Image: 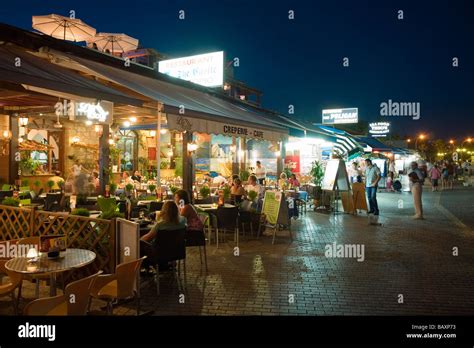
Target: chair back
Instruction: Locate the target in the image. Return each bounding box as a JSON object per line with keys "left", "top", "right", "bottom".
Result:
{"left": 19, "top": 186, "right": 30, "bottom": 193}
{"left": 153, "top": 228, "right": 186, "bottom": 263}
{"left": 217, "top": 206, "right": 239, "bottom": 230}
{"left": 149, "top": 201, "right": 163, "bottom": 213}
{"left": 1, "top": 184, "right": 11, "bottom": 191}
{"left": 0, "top": 260, "right": 22, "bottom": 291}
{"left": 231, "top": 194, "right": 243, "bottom": 204}
{"left": 116, "top": 256, "right": 146, "bottom": 299}
{"left": 65, "top": 271, "right": 103, "bottom": 315}
{"left": 44, "top": 193, "right": 62, "bottom": 211}
{"left": 0, "top": 190, "right": 13, "bottom": 200}
{"left": 17, "top": 237, "right": 40, "bottom": 256}
{"left": 298, "top": 191, "right": 308, "bottom": 201}
{"left": 185, "top": 229, "right": 206, "bottom": 247}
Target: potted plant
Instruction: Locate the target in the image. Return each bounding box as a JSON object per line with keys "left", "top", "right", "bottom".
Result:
{"left": 70, "top": 208, "right": 91, "bottom": 217}
{"left": 310, "top": 160, "right": 325, "bottom": 209}
{"left": 57, "top": 180, "right": 65, "bottom": 192}
{"left": 109, "top": 182, "right": 117, "bottom": 195}
{"left": 247, "top": 190, "right": 258, "bottom": 203}
{"left": 1, "top": 197, "right": 20, "bottom": 207}
{"left": 148, "top": 184, "right": 157, "bottom": 194}
{"left": 46, "top": 180, "right": 55, "bottom": 192}
{"left": 21, "top": 179, "right": 30, "bottom": 188}
{"left": 33, "top": 180, "right": 41, "bottom": 194}
{"left": 125, "top": 183, "right": 134, "bottom": 197}
{"left": 223, "top": 184, "right": 231, "bottom": 202}
{"left": 199, "top": 185, "right": 210, "bottom": 199}
{"left": 170, "top": 186, "right": 179, "bottom": 195}
{"left": 240, "top": 170, "right": 250, "bottom": 183}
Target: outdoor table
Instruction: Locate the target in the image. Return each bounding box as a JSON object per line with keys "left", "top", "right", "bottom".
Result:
{"left": 194, "top": 203, "right": 235, "bottom": 213}
{"left": 5, "top": 248, "right": 96, "bottom": 297}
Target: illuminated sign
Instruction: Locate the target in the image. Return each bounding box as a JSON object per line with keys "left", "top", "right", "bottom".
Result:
{"left": 322, "top": 108, "right": 358, "bottom": 124}
{"left": 55, "top": 100, "right": 113, "bottom": 124}
{"left": 369, "top": 122, "right": 390, "bottom": 137}
{"left": 158, "top": 51, "right": 224, "bottom": 87}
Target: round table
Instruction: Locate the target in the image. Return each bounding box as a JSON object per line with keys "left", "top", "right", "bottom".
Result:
{"left": 5, "top": 248, "right": 96, "bottom": 296}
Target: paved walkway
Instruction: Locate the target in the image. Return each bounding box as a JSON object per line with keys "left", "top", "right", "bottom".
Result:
{"left": 1, "top": 187, "right": 473, "bottom": 316}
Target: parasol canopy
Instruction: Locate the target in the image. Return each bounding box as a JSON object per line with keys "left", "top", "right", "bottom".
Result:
{"left": 87, "top": 32, "right": 139, "bottom": 54}
{"left": 32, "top": 14, "right": 96, "bottom": 42}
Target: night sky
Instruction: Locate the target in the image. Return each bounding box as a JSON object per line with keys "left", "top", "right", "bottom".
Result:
{"left": 1, "top": 0, "right": 473, "bottom": 140}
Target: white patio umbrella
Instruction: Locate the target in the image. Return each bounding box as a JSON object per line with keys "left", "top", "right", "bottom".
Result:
{"left": 87, "top": 33, "right": 139, "bottom": 54}
{"left": 32, "top": 14, "right": 96, "bottom": 42}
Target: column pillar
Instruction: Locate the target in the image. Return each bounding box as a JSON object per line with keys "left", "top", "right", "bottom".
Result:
{"left": 99, "top": 124, "right": 110, "bottom": 194}
{"left": 9, "top": 115, "right": 19, "bottom": 185}
{"left": 182, "top": 131, "right": 194, "bottom": 193}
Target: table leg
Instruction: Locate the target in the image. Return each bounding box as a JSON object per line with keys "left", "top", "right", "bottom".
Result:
{"left": 49, "top": 273, "right": 57, "bottom": 296}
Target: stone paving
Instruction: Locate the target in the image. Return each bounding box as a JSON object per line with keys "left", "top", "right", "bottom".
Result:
{"left": 1, "top": 187, "right": 473, "bottom": 316}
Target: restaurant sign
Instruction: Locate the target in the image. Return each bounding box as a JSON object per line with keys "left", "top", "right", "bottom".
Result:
{"left": 55, "top": 100, "right": 113, "bottom": 124}
{"left": 369, "top": 122, "right": 390, "bottom": 137}
{"left": 322, "top": 108, "right": 358, "bottom": 124}
{"left": 167, "top": 114, "right": 285, "bottom": 142}
{"left": 158, "top": 51, "right": 224, "bottom": 87}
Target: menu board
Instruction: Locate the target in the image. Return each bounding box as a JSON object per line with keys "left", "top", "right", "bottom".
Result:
{"left": 40, "top": 235, "right": 67, "bottom": 253}
{"left": 322, "top": 160, "right": 339, "bottom": 190}
{"left": 262, "top": 190, "right": 282, "bottom": 225}
{"left": 322, "top": 159, "right": 350, "bottom": 191}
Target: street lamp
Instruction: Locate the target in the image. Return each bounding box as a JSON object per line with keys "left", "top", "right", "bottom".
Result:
{"left": 415, "top": 134, "right": 425, "bottom": 151}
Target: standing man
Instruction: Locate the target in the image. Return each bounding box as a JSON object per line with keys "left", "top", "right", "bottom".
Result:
{"left": 255, "top": 161, "right": 266, "bottom": 185}
{"left": 409, "top": 161, "right": 424, "bottom": 219}
{"left": 365, "top": 159, "right": 381, "bottom": 215}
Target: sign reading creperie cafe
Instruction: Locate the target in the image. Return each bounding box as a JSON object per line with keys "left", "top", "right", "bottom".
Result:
{"left": 222, "top": 125, "right": 264, "bottom": 139}
{"left": 167, "top": 114, "right": 284, "bottom": 142}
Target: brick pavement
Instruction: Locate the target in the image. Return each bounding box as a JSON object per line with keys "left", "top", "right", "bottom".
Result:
{"left": 1, "top": 188, "right": 473, "bottom": 316}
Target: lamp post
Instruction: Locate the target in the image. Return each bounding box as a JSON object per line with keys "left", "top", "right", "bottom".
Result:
{"left": 415, "top": 134, "right": 425, "bottom": 151}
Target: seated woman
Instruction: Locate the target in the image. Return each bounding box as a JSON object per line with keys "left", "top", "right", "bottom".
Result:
{"left": 141, "top": 201, "right": 187, "bottom": 243}
{"left": 278, "top": 173, "right": 288, "bottom": 189}
{"left": 174, "top": 190, "right": 203, "bottom": 231}
{"left": 231, "top": 178, "right": 246, "bottom": 202}
{"left": 288, "top": 174, "right": 300, "bottom": 188}
{"left": 140, "top": 201, "right": 187, "bottom": 272}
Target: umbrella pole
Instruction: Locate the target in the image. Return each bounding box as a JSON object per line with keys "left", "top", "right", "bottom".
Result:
{"left": 64, "top": 25, "right": 66, "bottom": 40}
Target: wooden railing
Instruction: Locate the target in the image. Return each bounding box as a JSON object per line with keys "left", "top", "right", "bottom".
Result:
{"left": 0, "top": 205, "right": 116, "bottom": 283}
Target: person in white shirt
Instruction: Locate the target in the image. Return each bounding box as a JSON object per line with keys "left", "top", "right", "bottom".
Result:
{"left": 255, "top": 161, "right": 266, "bottom": 185}
{"left": 212, "top": 173, "right": 227, "bottom": 185}
{"left": 244, "top": 175, "right": 263, "bottom": 198}
{"left": 365, "top": 159, "right": 381, "bottom": 215}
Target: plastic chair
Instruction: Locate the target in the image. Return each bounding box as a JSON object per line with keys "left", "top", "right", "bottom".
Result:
{"left": 141, "top": 228, "right": 186, "bottom": 295}
{"left": 23, "top": 271, "right": 102, "bottom": 316}
{"left": 16, "top": 237, "right": 51, "bottom": 299}
{"left": 89, "top": 256, "right": 146, "bottom": 315}
{"left": 296, "top": 191, "right": 308, "bottom": 214}
{"left": 0, "top": 190, "right": 13, "bottom": 200}
{"left": 216, "top": 206, "right": 239, "bottom": 248}
{"left": 1, "top": 184, "right": 11, "bottom": 191}
{"left": 197, "top": 212, "right": 212, "bottom": 245}
{"left": 185, "top": 227, "right": 208, "bottom": 272}
{"left": 44, "top": 193, "right": 63, "bottom": 211}
{"left": 149, "top": 201, "right": 163, "bottom": 213}
{"left": 0, "top": 260, "right": 23, "bottom": 315}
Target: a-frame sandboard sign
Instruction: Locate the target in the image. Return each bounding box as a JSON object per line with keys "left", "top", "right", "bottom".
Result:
{"left": 321, "top": 159, "right": 352, "bottom": 213}
{"left": 262, "top": 190, "right": 293, "bottom": 244}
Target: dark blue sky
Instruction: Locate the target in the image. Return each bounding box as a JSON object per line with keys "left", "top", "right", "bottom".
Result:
{"left": 1, "top": 0, "right": 473, "bottom": 140}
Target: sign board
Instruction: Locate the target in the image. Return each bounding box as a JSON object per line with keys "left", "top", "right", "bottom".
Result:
{"left": 322, "top": 159, "right": 350, "bottom": 191}
{"left": 116, "top": 218, "right": 140, "bottom": 265}
{"left": 55, "top": 99, "right": 113, "bottom": 124}
{"left": 322, "top": 108, "right": 358, "bottom": 125}
{"left": 284, "top": 155, "right": 301, "bottom": 173}
{"left": 262, "top": 190, "right": 282, "bottom": 225}
{"left": 158, "top": 51, "right": 224, "bottom": 87}
{"left": 369, "top": 122, "right": 390, "bottom": 137}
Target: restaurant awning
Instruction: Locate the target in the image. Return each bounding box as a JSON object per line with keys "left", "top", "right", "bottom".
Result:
{"left": 54, "top": 53, "right": 288, "bottom": 142}
{"left": 0, "top": 45, "right": 143, "bottom": 107}
{"left": 313, "top": 125, "right": 362, "bottom": 155}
